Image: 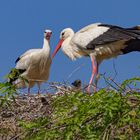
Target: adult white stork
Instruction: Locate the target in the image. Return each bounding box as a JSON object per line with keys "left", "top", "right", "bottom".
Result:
{"left": 9, "top": 29, "right": 52, "bottom": 95}
{"left": 52, "top": 23, "right": 140, "bottom": 92}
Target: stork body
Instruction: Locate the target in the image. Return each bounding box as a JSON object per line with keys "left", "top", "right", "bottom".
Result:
{"left": 52, "top": 23, "right": 140, "bottom": 92}
{"left": 10, "top": 30, "right": 52, "bottom": 94}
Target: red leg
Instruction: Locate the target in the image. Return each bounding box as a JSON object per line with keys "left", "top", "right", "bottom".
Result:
{"left": 87, "top": 56, "right": 97, "bottom": 93}
{"left": 95, "top": 63, "right": 99, "bottom": 90}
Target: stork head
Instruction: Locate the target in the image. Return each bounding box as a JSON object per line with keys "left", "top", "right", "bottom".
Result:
{"left": 44, "top": 29, "right": 52, "bottom": 41}
{"left": 60, "top": 28, "right": 74, "bottom": 40}
{"left": 52, "top": 28, "right": 74, "bottom": 58}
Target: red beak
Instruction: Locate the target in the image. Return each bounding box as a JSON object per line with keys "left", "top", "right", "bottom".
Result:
{"left": 52, "top": 39, "right": 64, "bottom": 58}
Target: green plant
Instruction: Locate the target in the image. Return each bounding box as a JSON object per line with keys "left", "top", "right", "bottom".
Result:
{"left": 19, "top": 83, "right": 140, "bottom": 139}
{"left": 0, "top": 81, "right": 16, "bottom": 106}
{"left": 0, "top": 68, "right": 27, "bottom": 106}
{"left": 0, "top": 76, "right": 140, "bottom": 139}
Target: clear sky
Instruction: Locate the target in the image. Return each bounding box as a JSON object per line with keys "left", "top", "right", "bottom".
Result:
{"left": 0, "top": 0, "right": 140, "bottom": 91}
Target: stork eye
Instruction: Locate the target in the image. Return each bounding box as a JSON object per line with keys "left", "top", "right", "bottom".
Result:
{"left": 62, "top": 32, "right": 65, "bottom": 36}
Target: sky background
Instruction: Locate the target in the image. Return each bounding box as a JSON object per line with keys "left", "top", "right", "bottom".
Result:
{"left": 0, "top": 0, "right": 140, "bottom": 92}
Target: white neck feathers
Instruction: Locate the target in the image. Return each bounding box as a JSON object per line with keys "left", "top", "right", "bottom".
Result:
{"left": 42, "top": 38, "right": 50, "bottom": 55}
{"left": 61, "top": 33, "right": 83, "bottom": 60}
{"left": 43, "top": 38, "right": 50, "bottom": 48}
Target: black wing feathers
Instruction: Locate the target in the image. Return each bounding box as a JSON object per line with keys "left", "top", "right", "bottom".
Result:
{"left": 121, "top": 39, "right": 140, "bottom": 54}
{"left": 86, "top": 24, "right": 140, "bottom": 50}
{"left": 100, "top": 24, "right": 140, "bottom": 39}
{"left": 15, "top": 57, "right": 20, "bottom": 63}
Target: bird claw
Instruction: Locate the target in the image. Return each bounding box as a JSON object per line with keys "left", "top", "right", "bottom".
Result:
{"left": 37, "top": 91, "right": 41, "bottom": 96}
{"left": 86, "top": 85, "right": 97, "bottom": 95}
{"left": 85, "top": 86, "right": 92, "bottom": 95}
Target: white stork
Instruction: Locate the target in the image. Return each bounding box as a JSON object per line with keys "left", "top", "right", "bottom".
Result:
{"left": 9, "top": 29, "right": 52, "bottom": 95}
{"left": 52, "top": 23, "right": 140, "bottom": 92}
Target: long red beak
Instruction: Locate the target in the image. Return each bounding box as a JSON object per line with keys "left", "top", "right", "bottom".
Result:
{"left": 52, "top": 39, "right": 64, "bottom": 58}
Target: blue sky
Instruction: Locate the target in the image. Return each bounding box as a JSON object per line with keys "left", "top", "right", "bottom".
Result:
{"left": 0, "top": 0, "right": 140, "bottom": 91}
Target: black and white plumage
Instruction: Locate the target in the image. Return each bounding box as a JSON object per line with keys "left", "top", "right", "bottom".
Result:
{"left": 10, "top": 29, "right": 52, "bottom": 94}
{"left": 52, "top": 23, "right": 140, "bottom": 92}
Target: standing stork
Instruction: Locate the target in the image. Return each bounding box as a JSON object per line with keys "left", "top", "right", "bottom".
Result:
{"left": 9, "top": 29, "right": 52, "bottom": 95}
{"left": 52, "top": 23, "right": 140, "bottom": 92}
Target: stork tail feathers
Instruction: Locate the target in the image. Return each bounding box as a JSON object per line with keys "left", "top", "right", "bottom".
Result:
{"left": 122, "top": 39, "right": 140, "bottom": 54}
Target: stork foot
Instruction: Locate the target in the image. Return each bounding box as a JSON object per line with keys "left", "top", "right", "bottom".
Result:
{"left": 93, "top": 86, "right": 97, "bottom": 93}
{"left": 37, "top": 91, "right": 41, "bottom": 96}
{"left": 86, "top": 84, "right": 97, "bottom": 95}
{"left": 27, "top": 87, "right": 30, "bottom": 97}
{"left": 85, "top": 85, "right": 92, "bottom": 95}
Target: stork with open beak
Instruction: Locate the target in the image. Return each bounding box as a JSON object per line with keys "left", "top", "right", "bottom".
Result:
{"left": 52, "top": 23, "right": 140, "bottom": 92}
{"left": 9, "top": 29, "right": 52, "bottom": 95}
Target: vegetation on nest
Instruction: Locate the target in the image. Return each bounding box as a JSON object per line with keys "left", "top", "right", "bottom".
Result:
{"left": 0, "top": 76, "right": 140, "bottom": 139}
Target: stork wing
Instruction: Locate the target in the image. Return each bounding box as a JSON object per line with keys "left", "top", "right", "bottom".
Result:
{"left": 125, "top": 25, "right": 140, "bottom": 36}
{"left": 71, "top": 23, "right": 138, "bottom": 50}
{"left": 15, "top": 49, "right": 41, "bottom": 70}
{"left": 15, "top": 49, "right": 40, "bottom": 63}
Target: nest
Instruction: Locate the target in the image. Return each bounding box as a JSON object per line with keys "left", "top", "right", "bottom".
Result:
{"left": 0, "top": 94, "right": 53, "bottom": 140}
